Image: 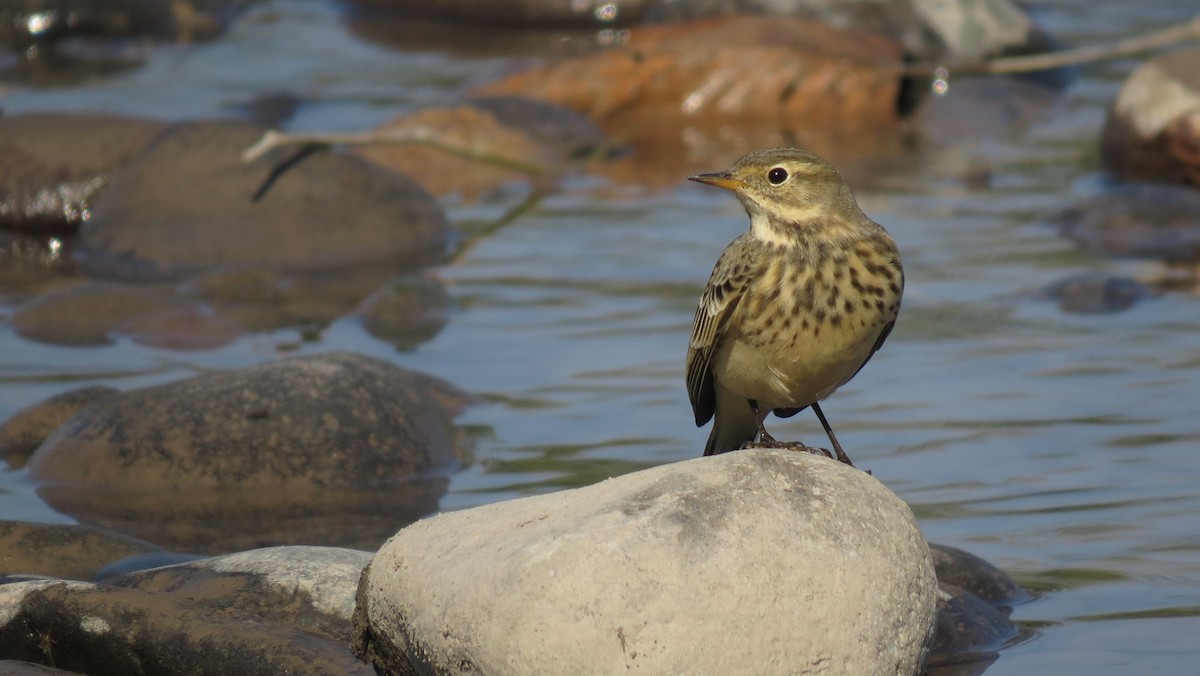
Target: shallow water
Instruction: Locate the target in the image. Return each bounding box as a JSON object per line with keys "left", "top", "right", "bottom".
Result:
{"left": 4, "top": 0, "right": 1200, "bottom": 672}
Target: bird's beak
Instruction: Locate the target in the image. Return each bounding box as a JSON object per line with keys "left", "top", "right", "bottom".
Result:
{"left": 688, "top": 171, "right": 743, "bottom": 191}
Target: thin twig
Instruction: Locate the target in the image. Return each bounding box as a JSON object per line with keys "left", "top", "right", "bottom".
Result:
{"left": 241, "top": 126, "right": 554, "bottom": 176}
{"left": 900, "top": 15, "right": 1200, "bottom": 77}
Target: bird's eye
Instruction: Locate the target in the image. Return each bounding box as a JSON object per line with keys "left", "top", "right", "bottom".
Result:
{"left": 767, "top": 167, "right": 788, "bottom": 185}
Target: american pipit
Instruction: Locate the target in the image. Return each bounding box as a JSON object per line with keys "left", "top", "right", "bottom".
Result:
{"left": 686, "top": 148, "right": 903, "bottom": 465}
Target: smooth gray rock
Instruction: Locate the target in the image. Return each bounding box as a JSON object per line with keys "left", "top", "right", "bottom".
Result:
{"left": 355, "top": 449, "right": 938, "bottom": 675}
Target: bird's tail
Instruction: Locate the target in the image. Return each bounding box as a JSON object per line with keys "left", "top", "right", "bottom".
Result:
{"left": 703, "top": 388, "right": 759, "bottom": 456}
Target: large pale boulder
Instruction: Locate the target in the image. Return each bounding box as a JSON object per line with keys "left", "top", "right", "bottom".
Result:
{"left": 355, "top": 449, "right": 938, "bottom": 675}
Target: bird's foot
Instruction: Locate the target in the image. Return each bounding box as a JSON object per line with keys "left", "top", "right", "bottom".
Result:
{"left": 738, "top": 439, "right": 831, "bottom": 459}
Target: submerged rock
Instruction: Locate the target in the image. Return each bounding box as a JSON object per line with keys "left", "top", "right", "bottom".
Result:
{"left": 8, "top": 281, "right": 178, "bottom": 346}
{"left": 355, "top": 449, "right": 938, "bottom": 674}
{"left": 0, "top": 521, "right": 160, "bottom": 582}
{"left": 926, "top": 583, "right": 1027, "bottom": 676}
{"left": 354, "top": 275, "right": 452, "bottom": 350}
{"left": 1038, "top": 273, "right": 1156, "bottom": 314}
{"left": 27, "top": 352, "right": 469, "bottom": 553}
{"left": 1052, "top": 183, "right": 1200, "bottom": 266}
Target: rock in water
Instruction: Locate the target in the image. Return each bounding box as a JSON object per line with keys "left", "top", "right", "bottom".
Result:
{"left": 355, "top": 449, "right": 938, "bottom": 675}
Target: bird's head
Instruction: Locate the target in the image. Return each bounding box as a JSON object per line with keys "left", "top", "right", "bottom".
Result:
{"left": 688, "top": 148, "right": 862, "bottom": 243}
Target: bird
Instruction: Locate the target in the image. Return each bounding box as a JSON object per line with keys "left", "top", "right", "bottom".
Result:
{"left": 685, "top": 148, "right": 903, "bottom": 465}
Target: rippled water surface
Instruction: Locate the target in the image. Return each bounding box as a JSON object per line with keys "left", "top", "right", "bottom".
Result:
{"left": 4, "top": 0, "right": 1200, "bottom": 672}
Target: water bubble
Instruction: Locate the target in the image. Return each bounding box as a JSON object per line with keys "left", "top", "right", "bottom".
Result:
{"left": 932, "top": 67, "right": 950, "bottom": 96}
{"left": 594, "top": 4, "right": 618, "bottom": 22}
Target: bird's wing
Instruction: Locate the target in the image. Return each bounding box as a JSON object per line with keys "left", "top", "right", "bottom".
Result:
{"left": 842, "top": 317, "right": 896, "bottom": 387}
{"left": 686, "top": 243, "right": 750, "bottom": 427}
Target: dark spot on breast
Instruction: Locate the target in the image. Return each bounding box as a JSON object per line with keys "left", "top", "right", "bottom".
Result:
{"left": 889, "top": 281, "right": 901, "bottom": 295}
{"left": 875, "top": 299, "right": 886, "bottom": 311}
{"left": 830, "top": 314, "right": 842, "bottom": 327}
{"left": 815, "top": 309, "right": 826, "bottom": 323}
{"left": 844, "top": 300, "right": 855, "bottom": 314}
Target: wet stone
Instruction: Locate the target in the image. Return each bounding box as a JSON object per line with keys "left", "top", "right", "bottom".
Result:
{"left": 0, "top": 579, "right": 373, "bottom": 675}
{"left": 0, "top": 113, "right": 167, "bottom": 235}
{"left": 0, "top": 0, "right": 249, "bottom": 49}
{"left": 9, "top": 281, "right": 177, "bottom": 346}
{"left": 344, "top": 0, "right": 652, "bottom": 28}
{"left": 353, "top": 98, "right": 608, "bottom": 202}
{"left": 1101, "top": 47, "right": 1200, "bottom": 189}
{"left": 112, "top": 306, "right": 246, "bottom": 351}
{"left": 0, "top": 385, "right": 118, "bottom": 470}
{"left": 929, "top": 543, "right": 1033, "bottom": 610}
{"left": 354, "top": 275, "right": 452, "bottom": 350}
{"left": 0, "top": 660, "right": 86, "bottom": 675}
{"left": 26, "top": 352, "right": 469, "bottom": 553}
{"left": 175, "top": 265, "right": 442, "bottom": 339}
{"left": 76, "top": 119, "right": 450, "bottom": 282}
{"left": 1052, "top": 183, "right": 1200, "bottom": 266}
{"left": 640, "top": 0, "right": 1053, "bottom": 63}
{"left": 350, "top": 0, "right": 1052, "bottom": 64}
{"left": 1039, "top": 273, "right": 1156, "bottom": 314}
{"left": 0, "top": 232, "right": 80, "bottom": 302}
{"left": 0, "top": 0, "right": 253, "bottom": 85}
{"left": 0, "top": 521, "right": 161, "bottom": 582}
{"left": 926, "top": 583, "right": 1029, "bottom": 676}
{"left": 108, "top": 546, "right": 372, "bottom": 645}
{"left": 475, "top": 16, "right": 905, "bottom": 136}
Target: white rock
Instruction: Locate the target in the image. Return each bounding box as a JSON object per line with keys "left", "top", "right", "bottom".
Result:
{"left": 358, "top": 449, "right": 937, "bottom": 675}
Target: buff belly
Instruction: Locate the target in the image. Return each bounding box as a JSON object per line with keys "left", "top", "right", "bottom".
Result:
{"left": 711, "top": 317, "right": 887, "bottom": 409}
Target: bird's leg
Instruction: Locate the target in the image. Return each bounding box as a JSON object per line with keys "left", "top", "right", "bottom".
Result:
{"left": 743, "top": 401, "right": 831, "bottom": 459}
{"left": 748, "top": 399, "right": 776, "bottom": 444}
{"left": 811, "top": 402, "right": 854, "bottom": 467}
